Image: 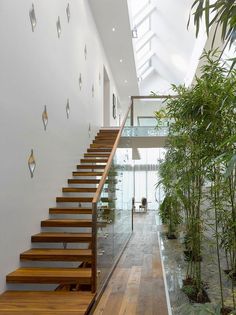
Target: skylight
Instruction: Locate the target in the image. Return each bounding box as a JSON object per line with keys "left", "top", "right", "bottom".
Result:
{"left": 129, "top": 0, "right": 156, "bottom": 82}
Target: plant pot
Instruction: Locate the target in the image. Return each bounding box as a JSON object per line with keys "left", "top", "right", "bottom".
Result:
{"left": 167, "top": 233, "right": 177, "bottom": 239}
{"left": 182, "top": 284, "right": 210, "bottom": 303}
{"left": 221, "top": 307, "right": 233, "bottom": 315}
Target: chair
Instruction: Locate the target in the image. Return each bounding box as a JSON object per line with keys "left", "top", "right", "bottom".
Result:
{"left": 139, "top": 197, "right": 147, "bottom": 212}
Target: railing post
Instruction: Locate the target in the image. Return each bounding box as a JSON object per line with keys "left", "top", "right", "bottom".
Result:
{"left": 91, "top": 202, "right": 97, "bottom": 293}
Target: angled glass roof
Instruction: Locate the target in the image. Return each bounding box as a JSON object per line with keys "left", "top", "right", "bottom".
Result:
{"left": 128, "top": 0, "right": 201, "bottom": 94}
{"left": 129, "top": 0, "right": 155, "bottom": 82}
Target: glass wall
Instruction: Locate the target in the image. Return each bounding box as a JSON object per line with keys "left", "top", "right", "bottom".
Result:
{"left": 133, "top": 148, "right": 166, "bottom": 211}
{"left": 95, "top": 132, "right": 133, "bottom": 289}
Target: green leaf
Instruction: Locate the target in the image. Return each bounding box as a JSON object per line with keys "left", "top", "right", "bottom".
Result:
{"left": 205, "top": 0, "right": 210, "bottom": 35}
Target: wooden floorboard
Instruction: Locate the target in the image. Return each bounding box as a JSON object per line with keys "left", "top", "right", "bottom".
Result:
{"left": 92, "top": 212, "right": 168, "bottom": 315}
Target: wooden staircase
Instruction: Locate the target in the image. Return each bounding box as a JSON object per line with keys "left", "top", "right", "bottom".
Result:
{"left": 0, "top": 128, "right": 119, "bottom": 315}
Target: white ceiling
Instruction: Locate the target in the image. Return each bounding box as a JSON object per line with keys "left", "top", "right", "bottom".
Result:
{"left": 88, "top": 0, "right": 139, "bottom": 102}
{"left": 128, "top": 0, "right": 203, "bottom": 95}
{"left": 88, "top": 0, "right": 206, "bottom": 100}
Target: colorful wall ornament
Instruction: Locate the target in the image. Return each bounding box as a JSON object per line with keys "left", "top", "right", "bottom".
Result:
{"left": 29, "top": 4, "right": 37, "bottom": 32}
{"left": 42, "top": 105, "right": 48, "bottom": 131}
{"left": 28, "top": 149, "right": 36, "bottom": 178}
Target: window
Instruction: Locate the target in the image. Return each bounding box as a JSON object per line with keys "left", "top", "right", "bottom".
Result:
{"left": 138, "top": 60, "right": 151, "bottom": 76}
{"left": 137, "top": 18, "right": 150, "bottom": 38}
{"left": 130, "top": 0, "right": 149, "bottom": 17}
{"left": 136, "top": 42, "right": 151, "bottom": 61}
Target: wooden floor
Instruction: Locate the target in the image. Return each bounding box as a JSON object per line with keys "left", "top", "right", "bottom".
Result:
{"left": 93, "top": 211, "right": 168, "bottom": 315}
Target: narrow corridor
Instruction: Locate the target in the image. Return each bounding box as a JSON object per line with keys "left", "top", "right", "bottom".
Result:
{"left": 93, "top": 212, "right": 168, "bottom": 315}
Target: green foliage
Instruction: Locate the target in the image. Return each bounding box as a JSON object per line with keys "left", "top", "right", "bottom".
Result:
{"left": 189, "top": 0, "right": 236, "bottom": 69}
{"left": 157, "top": 50, "right": 236, "bottom": 309}
{"left": 159, "top": 194, "right": 182, "bottom": 236}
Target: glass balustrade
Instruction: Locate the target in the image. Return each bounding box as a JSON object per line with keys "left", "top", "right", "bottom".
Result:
{"left": 93, "top": 116, "right": 133, "bottom": 290}
{"left": 92, "top": 96, "right": 173, "bottom": 292}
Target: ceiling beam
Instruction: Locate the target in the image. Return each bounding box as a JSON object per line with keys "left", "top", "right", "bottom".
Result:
{"left": 137, "top": 50, "right": 155, "bottom": 70}
{"left": 134, "top": 3, "right": 156, "bottom": 27}
{"left": 136, "top": 30, "right": 156, "bottom": 52}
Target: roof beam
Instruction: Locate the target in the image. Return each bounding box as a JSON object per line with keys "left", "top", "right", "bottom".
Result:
{"left": 136, "top": 30, "right": 156, "bottom": 52}
{"left": 134, "top": 3, "right": 156, "bottom": 27}
{"left": 137, "top": 50, "right": 155, "bottom": 70}
{"left": 138, "top": 66, "right": 156, "bottom": 80}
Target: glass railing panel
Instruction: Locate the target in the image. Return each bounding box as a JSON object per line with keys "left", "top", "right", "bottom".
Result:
{"left": 132, "top": 99, "right": 167, "bottom": 127}
{"left": 95, "top": 109, "right": 133, "bottom": 290}
{"left": 131, "top": 97, "right": 174, "bottom": 129}
{"left": 122, "top": 126, "right": 169, "bottom": 137}
{"left": 124, "top": 110, "right": 131, "bottom": 127}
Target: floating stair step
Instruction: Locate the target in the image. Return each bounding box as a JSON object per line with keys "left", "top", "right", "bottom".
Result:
{"left": 93, "top": 140, "right": 115, "bottom": 144}
{"left": 95, "top": 135, "right": 117, "bottom": 139}
{"left": 72, "top": 172, "right": 103, "bottom": 177}
{"left": 80, "top": 158, "right": 108, "bottom": 163}
{"left": 98, "top": 129, "right": 119, "bottom": 132}
{"left": 20, "top": 249, "right": 92, "bottom": 262}
{"left": 90, "top": 144, "right": 113, "bottom": 148}
{"left": 31, "top": 232, "right": 92, "bottom": 243}
{"left": 68, "top": 179, "right": 100, "bottom": 184}
{"left": 84, "top": 153, "right": 110, "bottom": 157}
{"left": 87, "top": 148, "right": 112, "bottom": 153}
{"left": 62, "top": 188, "right": 96, "bottom": 193}
{"left": 97, "top": 131, "right": 118, "bottom": 135}
{"left": 41, "top": 219, "right": 92, "bottom": 228}
{"left": 56, "top": 197, "right": 93, "bottom": 203}
{"left": 0, "top": 291, "right": 95, "bottom": 315}
{"left": 49, "top": 207, "right": 92, "bottom": 214}
{"left": 76, "top": 165, "right": 105, "bottom": 170}
{"left": 6, "top": 268, "right": 91, "bottom": 284}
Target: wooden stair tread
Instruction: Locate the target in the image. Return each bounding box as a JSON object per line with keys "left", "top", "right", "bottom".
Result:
{"left": 98, "top": 129, "right": 119, "bottom": 132}
{"left": 93, "top": 140, "right": 115, "bottom": 144}
{"left": 76, "top": 165, "right": 105, "bottom": 169}
{"left": 84, "top": 153, "right": 110, "bottom": 157}
{"left": 56, "top": 197, "right": 93, "bottom": 203}
{"left": 32, "top": 232, "right": 92, "bottom": 242}
{"left": 68, "top": 179, "right": 100, "bottom": 184}
{"left": 72, "top": 172, "right": 103, "bottom": 176}
{"left": 90, "top": 144, "right": 113, "bottom": 148}
{"left": 49, "top": 207, "right": 92, "bottom": 214}
{"left": 6, "top": 268, "right": 91, "bottom": 284}
{"left": 87, "top": 148, "right": 112, "bottom": 152}
{"left": 95, "top": 137, "right": 117, "bottom": 140}
{"left": 80, "top": 159, "right": 108, "bottom": 163}
{"left": 62, "top": 188, "right": 96, "bottom": 192}
{"left": 0, "top": 291, "right": 95, "bottom": 315}
{"left": 41, "top": 219, "right": 92, "bottom": 227}
{"left": 20, "top": 249, "right": 92, "bottom": 261}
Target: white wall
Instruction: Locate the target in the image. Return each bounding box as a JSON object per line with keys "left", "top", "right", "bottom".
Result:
{"left": 133, "top": 100, "right": 165, "bottom": 125}
{"left": 0, "top": 0, "right": 119, "bottom": 292}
